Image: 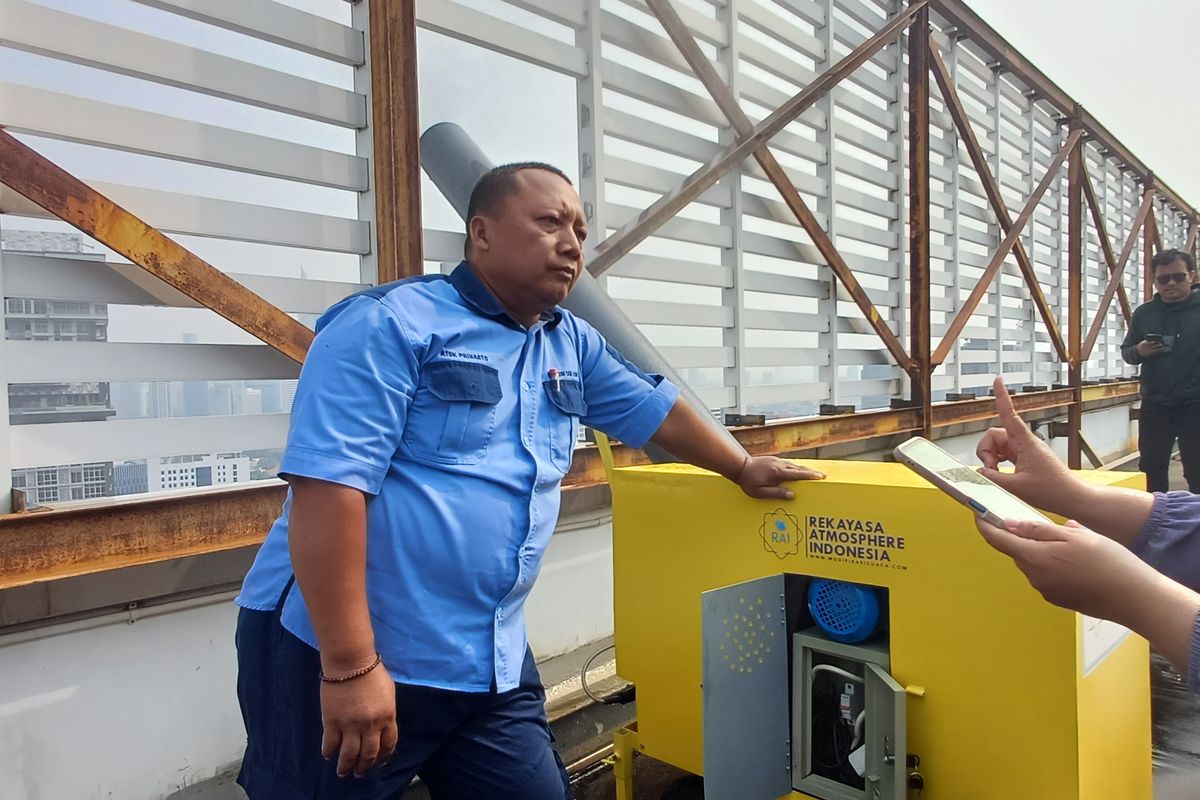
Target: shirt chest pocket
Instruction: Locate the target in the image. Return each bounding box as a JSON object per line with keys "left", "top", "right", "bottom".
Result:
{"left": 402, "top": 361, "right": 502, "bottom": 465}
{"left": 543, "top": 378, "right": 587, "bottom": 472}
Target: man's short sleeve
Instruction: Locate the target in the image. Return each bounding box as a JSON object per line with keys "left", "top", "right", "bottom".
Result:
{"left": 279, "top": 296, "right": 418, "bottom": 495}
{"left": 575, "top": 318, "right": 680, "bottom": 449}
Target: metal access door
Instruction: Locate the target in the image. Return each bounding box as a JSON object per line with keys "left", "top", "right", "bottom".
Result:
{"left": 792, "top": 632, "right": 907, "bottom": 800}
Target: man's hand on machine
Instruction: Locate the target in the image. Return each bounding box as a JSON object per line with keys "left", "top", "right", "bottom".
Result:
{"left": 734, "top": 456, "right": 825, "bottom": 500}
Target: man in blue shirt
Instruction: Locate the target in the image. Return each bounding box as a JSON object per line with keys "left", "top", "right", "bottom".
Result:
{"left": 234, "top": 163, "right": 822, "bottom": 799}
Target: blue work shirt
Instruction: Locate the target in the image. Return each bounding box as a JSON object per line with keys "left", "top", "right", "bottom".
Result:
{"left": 236, "top": 263, "right": 680, "bottom": 692}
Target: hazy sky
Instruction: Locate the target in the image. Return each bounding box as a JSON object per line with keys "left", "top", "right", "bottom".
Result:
{"left": 968, "top": 0, "right": 1200, "bottom": 206}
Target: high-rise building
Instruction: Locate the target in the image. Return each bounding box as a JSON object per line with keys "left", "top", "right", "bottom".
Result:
{"left": 208, "top": 383, "right": 234, "bottom": 416}
{"left": 8, "top": 382, "right": 115, "bottom": 425}
{"left": 150, "top": 452, "right": 251, "bottom": 492}
{"left": 282, "top": 379, "right": 298, "bottom": 413}
{"left": 4, "top": 298, "right": 108, "bottom": 342}
{"left": 3, "top": 231, "right": 116, "bottom": 427}
{"left": 240, "top": 388, "right": 263, "bottom": 415}
{"left": 1, "top": 230, "right": 101, "bottom": 257}
{"left": 11, "top": 462, "right": 114, "bottom": 504}
{"left": 181, "top": 380, "right": 209, "bottom": 417}
{"left": 246, "top": 381, "right": 284, "bottom": 414}
{"left": 113, "top": 461, "right": 149, "bottom": 496}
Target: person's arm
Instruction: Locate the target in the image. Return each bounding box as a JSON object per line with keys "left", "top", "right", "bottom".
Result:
{"left": 1121, "top": 313, "right": 1144, "bottom": 365}
{"left": 289, "top": 477, "right": 397, "bottom": 778}
{"left": 976, "top": 377, "right": 1154, "bottom": 546}
{"left": 1126, "top": 492, "right": 1200, "bottom": 592}
{"left": 1127, "top": 576, "right": 1200, "bottom": 678}
{"left": 1121, "top": 311, "right": 1166, "bottom": 364}
{"left": 278, "top": 296, "right": 419, "bottom": 778}
{"left": 290, "top": 477, "right": 374, "bottom": 671}
{"left": 977, "top": 516, "right": 1200, "bottom": 684}
{"left": 650, "top": 396, "right": 824, "bottom": 499}
{"left": 573, "top": 320, "right": 823, "bottom": 499}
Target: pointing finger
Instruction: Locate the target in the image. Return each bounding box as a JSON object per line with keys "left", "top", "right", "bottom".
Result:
{"left": 992, "top": 377, "right": 1029, "bottom": 442}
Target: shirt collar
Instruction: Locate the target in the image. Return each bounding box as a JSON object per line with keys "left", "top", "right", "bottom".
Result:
{"left": 449, "top": 262, "right": 563, "bottom": 330}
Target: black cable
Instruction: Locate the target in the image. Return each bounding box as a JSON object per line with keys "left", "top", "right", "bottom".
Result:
{"left": 811, "top": 674, "right": 864, "bottom": 789}
{"left": 580, "top": 644, "right": 635, "bottom": 705}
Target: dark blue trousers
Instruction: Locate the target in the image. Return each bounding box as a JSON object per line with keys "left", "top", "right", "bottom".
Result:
{"left": 234, "top": 603, "right": 571, "bottom": 800}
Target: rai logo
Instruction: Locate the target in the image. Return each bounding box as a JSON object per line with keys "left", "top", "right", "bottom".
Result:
{"left": 759, "top": 508, "right": 801, "bottom": 559}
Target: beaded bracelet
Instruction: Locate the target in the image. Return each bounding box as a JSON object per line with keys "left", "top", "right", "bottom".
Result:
{"left": 320, "top": 653, "right": 382, "bottom": 683}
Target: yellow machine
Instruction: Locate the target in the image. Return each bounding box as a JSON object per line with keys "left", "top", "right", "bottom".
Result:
{"left": 609, "top": 459, "right": 1150, "bottom": 800}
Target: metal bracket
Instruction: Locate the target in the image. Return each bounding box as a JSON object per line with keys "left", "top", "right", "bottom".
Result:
{"left": 819, "top": 403, "right": 856, "bottom": 416}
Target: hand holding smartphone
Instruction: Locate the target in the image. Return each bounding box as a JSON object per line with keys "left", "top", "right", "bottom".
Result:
{"left": 894, "top": 436, "right": 1049, "bottom": 527}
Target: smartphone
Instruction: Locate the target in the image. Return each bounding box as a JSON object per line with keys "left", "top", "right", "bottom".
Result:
{"left": 893, "top": 436, "right": 1049, "bottom": 527}
{"left": 1143, "top": 333, "right": 1164, "bottom": 345}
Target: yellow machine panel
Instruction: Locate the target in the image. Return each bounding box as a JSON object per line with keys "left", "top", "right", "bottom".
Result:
{"left": 611, "top": 460, "right": 1150, "bottom": 800}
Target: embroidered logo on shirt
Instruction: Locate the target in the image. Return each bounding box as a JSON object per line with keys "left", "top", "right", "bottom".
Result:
{"left": 440, "top": 349, "right": 490, "bottom": 362}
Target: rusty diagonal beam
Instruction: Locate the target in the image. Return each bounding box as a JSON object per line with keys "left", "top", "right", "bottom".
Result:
{"left": 927, "top": 39, "right": 1067, "bottom": 363}
{"left": 1148, "top": 202, "right": 1163, "bottom": 252}
{"left": 1081, "top": 186, "right": 1156, "bottom": 360}
{"left": 932, "top": 127, "right": 1083, "bottom": 366}
{"left": 0, "top": 129, "right": 313, "bottom": 363}
{"left": 586, "top": 0, "right": 928, "bottom": 279}
{"left": 645, "top": 0, "right": 912, "bottom": 372}
{"left": 1187, "top": 219, "right": 1197, "bottom": 255}
{"left": 1079, "top": 160, "right": 1132, "bottom": 323}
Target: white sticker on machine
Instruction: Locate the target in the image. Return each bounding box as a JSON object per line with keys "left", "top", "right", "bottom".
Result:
{"left": 1081, "top": 615, "right": 1131, "bottom": 676}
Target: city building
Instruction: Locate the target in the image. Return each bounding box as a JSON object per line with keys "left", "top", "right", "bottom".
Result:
{"left": 8, "top": 381, "right": 115, "bottom": 425}
{"left": 11, "top": 462, "right": 113, "bottom": 504}
{"left": 113, "top": 461, "right": 149, "bottom": 496}
{"left": 150, "top": 452, "right": 251, "bottom": 492}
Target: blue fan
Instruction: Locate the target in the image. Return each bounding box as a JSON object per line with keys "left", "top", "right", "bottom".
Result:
{"left": 807, "top": 579, "right": 882, "bottom": 644}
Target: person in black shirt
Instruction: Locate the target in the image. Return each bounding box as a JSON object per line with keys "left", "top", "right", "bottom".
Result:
{"left": 1122, "top": 248, "right": 1200, "bottom": 492}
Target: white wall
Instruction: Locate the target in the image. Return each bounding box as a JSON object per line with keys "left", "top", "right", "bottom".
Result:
{"left": 0, "top": 599, "right": 244, "bottom": 800}
{"left": 526, "top": 512, "right": 614, "bottom": 659}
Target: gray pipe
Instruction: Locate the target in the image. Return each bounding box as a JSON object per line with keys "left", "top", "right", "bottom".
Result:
{"left": 420, "top": 122, "right": 739, "bottom": 459}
